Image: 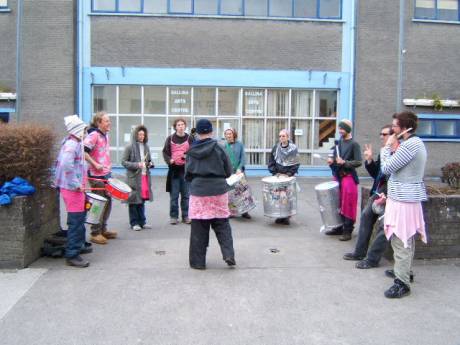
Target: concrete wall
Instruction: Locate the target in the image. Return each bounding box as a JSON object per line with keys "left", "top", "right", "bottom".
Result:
{"left": 0, "top": 0, "right": 17, "bottom": 91}
{"left": 91, "top": 16, "right": 342, "bottom": 71}
{"left": 19, "top": 0, "right": 75, "bottom": 125}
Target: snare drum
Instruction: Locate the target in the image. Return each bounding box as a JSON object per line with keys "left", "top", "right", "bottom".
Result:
{"left": 314, "top": 181, "right": 342, "bottom": 231}
{"left": 85, "top": 192, "right": 108, "bottom": 225}
{"left": 228, "top": 175, "right": 256, "bottom": 216}
{"left": 106, "top": 178, "right": 132, "bottom": 201}
{"left": 262, "top": 175, "right": 297, "bottom": 218}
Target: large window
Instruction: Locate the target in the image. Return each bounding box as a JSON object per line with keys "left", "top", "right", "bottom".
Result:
{"left": 415, "top": 0, "right": 459, "bottom": 21}
{"left": 417, "top": 115, "right": 460, "bottom": 139}
{"left": 91, "top": 0, "right": 342, "bottom": 19}
{"left": 92, "top": 85, "right": 339, "bottom": 167}
{"left": 0, "top": 0, "right": 8, "bottom": 8}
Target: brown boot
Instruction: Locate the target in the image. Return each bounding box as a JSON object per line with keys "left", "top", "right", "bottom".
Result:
{"left": 102, "top": 230, "right": 118, "bottom": 239}
{"left": 91, "top": 234, "right": 108, "bottom": 245}
{"left": 339, "top": 232, "right": 352, "bottom": 241}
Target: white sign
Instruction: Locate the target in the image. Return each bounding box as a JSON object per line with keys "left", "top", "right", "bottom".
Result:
{"left": 294, "top": 129, "right": 304, "bottom": 136}
{"left": 124, "top": 133, "right": 131, "bottom": 142}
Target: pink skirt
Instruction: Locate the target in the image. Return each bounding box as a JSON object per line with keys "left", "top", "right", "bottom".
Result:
{"left": 61, "top": 188, "right": 85, "bottom": 212}
{"left": 340, "top": 175, "right": 358, "bottom": 221}
{"left": 189, "top": 193, "right": 230, "bottom": 220}
{"left": 384, "top": 197, "right": 427, "bottom": 248}
{"left": 141, "top": 175, "right": 150, "bottom": 200}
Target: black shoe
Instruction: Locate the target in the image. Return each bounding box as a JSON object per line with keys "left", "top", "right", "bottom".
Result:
{"left": 384, "top": 279, "right": 411, "bottom": 298}
{"left": 80, "top": 247, "right": 93, "bottom": 254}
{"left": 275, "top": 218, "right": 283, "bottom": 224}
{"left": 224, "top": 257, "right": 236, "bottom": 266}
{"left": 355, "top": 259, "right": 378, "bottom": 269}
{"left": 190, "top": 265, "right": 206, "bottom": 270}
{"left": 339, "top": 232, "right": 352, "bottom": 241}
{"left": 66, "top": 255, "right": 89, "bottom": 268}
{"left": 385, "top": 269, "right": 414, "bottom": 283}
{"left": 343, "top": 252, "right": 364, "bottom": 261}
{"left": 241, "top": 212, "right": 251, "bottom": 219}
{"left": 84, "top": 241, "right": 92, "bottom": 248}
{"left": 325, "top": 227, "right": 343, "bottom": 235}
{"left": 280, "top": 218, "right": 290, "bottom": 225}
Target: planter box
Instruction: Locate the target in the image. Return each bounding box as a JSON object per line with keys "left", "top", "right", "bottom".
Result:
{"left": 0, "top": 187, "right": 60, "bottom": 268}
{"left": 361, "top": 186, "right": 460, "bottom": 259}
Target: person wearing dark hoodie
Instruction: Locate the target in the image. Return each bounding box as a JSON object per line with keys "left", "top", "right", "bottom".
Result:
{"left": 122, "top": 125, "right": 154, "bottom": 231}
{"left": 185, "top": 119, "right": 235, "bottom": 270}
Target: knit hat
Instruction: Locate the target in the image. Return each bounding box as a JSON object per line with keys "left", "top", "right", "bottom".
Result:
{"left": 338, "top": 119, "right": 353, "bottom": 133}
{"left": 64, "top": 115, "right": 86, "bottom": 139}
{"left": 196, "top": 119, "right": 213, "bottom": 134}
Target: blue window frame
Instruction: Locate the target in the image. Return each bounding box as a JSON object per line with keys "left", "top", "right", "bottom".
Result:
{"left": 414, "top": 0, "right": 460, "bottom": 21}
{"left": 417, "top": 114, "right": 460, "bottom": 140}
{"left": 91, "top": 0, "right": 342, "bottom": 19}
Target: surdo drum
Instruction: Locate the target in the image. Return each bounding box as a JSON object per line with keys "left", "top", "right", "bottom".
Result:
{"left": 85, "top": 192, "right": 108, "bottom": 225}
{"left": 228, "top": 175, "right": 256, "bottom": 216}
{"left": 262, "top": 175, "right": 297, "bottom": 218}
{"left": 314, "top": 181, "right": 343, "bottom": 231}
{"left": 105, "top": 178, "right": 132, "bottom": 201}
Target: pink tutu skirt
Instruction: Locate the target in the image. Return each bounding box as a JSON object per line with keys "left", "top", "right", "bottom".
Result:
{"left": 384, "top": 197, "right": 427, "bottom": 248}
{"left": 189, "top": 193, "right": 230, "bottom": 220}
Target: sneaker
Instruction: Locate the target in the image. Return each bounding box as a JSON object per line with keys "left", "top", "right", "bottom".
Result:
{"left": 102, "top": 230, "right": 118, "bottom": 239}
{"left": 170, "top": 218, "right": 178, "bottom": 225}
{"left": 182, "top": 218, "right": 192, "bottom": 224}
{"left": 385, "top": 269, "right": 414, "bottom": 283}
{"left": 343, "top": 252, "right": 364, "bottom": 261}
{"left": 384, "top": 279, "right": 411, "bottom": 299}
{"left": 142, "top": 224, "right": 152, "bottom": 229}
{"left": 132, "top": 225, "right": 142, "bottom": 231}
{"left": 355, "top": 259, "right": 378, "bottom": 269}
{"left": 90, "top": 234, "right": 108, "bottom": 245}
{"left": 66, "top": 255, "right": 90, "bottom": 268}
{"left": 224, "top": 257, "right": 236, "bottom": 266}
{"left": 241, "top": 212, "right": 252, "bottom": 219}
{"left": 339, "top": 232, "right": 352, "bottom": 241}
{"left": 325, "top": 226, "right": 343, "bottom": 236}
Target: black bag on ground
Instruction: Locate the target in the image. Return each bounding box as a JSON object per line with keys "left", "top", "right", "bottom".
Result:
{"left": 41, "top": 239, "right": 65, "bottom": 258}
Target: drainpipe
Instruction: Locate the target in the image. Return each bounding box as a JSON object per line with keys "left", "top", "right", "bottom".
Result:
{"left": 396, "top": 0, "right": 406, "bottom": 112}
{"left": 15, "top": 0, "right": 23, "bottom": 121}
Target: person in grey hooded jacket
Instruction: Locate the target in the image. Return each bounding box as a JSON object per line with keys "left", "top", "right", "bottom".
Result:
{"left": 185, "top": 119, "right": 235, "bottom": 270}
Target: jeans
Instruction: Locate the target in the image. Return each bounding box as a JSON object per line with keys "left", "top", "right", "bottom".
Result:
{"left": 170, "top": 176, "right": 189, "bottom": 219}
{"left": 189, "top": 218, "right": 235, "bottom": 268}
{"left": 354, "top": 198, "right": 388, "bottom": 265}
{"left": 129, "top": 202, "right": 146, "bottom": 227}
{"left": 89, "top": 174, "right": 112, "bottom": 235}
{"left": 65, "top": 211, "right": 86, "bottom": 258}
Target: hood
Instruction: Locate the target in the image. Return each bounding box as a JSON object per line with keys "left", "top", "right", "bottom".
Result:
{"left": 188, "top": 138, "right": 217, "bottom": 160}
{"left": 132, "top": 124, "right": 149, "bottom": 143}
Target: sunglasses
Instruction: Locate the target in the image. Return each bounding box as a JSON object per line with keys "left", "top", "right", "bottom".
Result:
{"left": 380, "top": 132, "right": 390, "bottom": 136}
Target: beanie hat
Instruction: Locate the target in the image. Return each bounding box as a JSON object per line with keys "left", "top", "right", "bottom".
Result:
{"left": 64, "top": 115, "right": 86, "bottom": 139}
{"left": 196, "top": 119, "right": 213, "bottom": 134}
{"left": 338, "top": 119, "right": 353, "bottom": 133}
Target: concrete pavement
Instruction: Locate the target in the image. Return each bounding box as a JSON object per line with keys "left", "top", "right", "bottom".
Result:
{"left": 1, "top": 177, "right": 459, "bottom": 345}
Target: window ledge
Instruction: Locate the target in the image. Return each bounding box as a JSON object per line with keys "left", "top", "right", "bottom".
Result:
{"left": 0, "top": 8, "right": 12, "bottom": 13}
{"left": 413, "top": 18, "right": 460, "bottom": 25}
{"left": 404, "top": 99, "right": 460, "bottom": 107}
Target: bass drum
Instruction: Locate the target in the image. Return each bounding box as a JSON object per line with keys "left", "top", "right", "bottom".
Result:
{"left": 262, "top": 175, "right": 297, "bottom": 218}
{"left": 314, "top": 181, "right": 343, "bottom": 231}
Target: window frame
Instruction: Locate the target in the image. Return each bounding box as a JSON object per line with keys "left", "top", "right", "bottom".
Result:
{"left": 91, "top": 0, "right": 342, "bottom": 20}
{"left": 417, "top": 114, "right": 460, "bottom": 140}
{"left": 0, "top": 0, "right": 9, "bottom": 10}
{"left": 414, "top": 0, "right": 460, "bottom": 21}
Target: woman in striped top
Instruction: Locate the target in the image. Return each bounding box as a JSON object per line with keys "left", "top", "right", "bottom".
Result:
{"left": 381, "top": 111, "right": 427, "bottom": 299}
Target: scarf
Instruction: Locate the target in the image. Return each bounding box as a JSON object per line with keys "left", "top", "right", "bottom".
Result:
{"left": 274, "top": 141, "right": 300, "bottom": 167}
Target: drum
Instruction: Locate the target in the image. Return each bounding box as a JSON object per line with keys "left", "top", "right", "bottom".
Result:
{"left": 85, "top": 192, "right": 107, "bottom": 225}
{"left": 106, "top": 178, "right": 132, "bottom": 201}
{"left": 228, "top": 175, "right": 256, "bottom": 216}
{"left": 262, "top": 175, "right": 297, "bottom": 218}
{"left": 314, "top": 181, "right": 342, "bottom": 231}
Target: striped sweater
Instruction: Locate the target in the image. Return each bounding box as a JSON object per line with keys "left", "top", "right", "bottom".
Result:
{"left": 381, "top": 136, "right": 427, "bottom": 202}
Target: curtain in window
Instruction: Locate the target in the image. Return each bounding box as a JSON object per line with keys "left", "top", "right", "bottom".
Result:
{"left": 267, "top": 90, "right": 289, "bottom": 117}
{"left": 292, "top": 90, "right": 312, "bottom": 117}
{"left": 243, "top": 89, "right": 264, "bottom": 117}
{"left": 242, "top": 119, "right": 264, "bottom": 150}
{"left": 266, "top": 119, "right": 288, "bottom": 149}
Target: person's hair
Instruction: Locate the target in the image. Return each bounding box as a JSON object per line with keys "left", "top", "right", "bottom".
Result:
{"left": 135, "top": 125, "right": 148, "bottom": 143}
{"left": 381, "top": 124, "right": 392, "bottom": 131}
{"left": 90, "top": 111, "right": 108, "bottom": 128}
{"left": 279, "top": 129, "right": 289, "bottom": 138}
{"left": 392, "top": 111, "right": 418, "bottom": 132}
{"left": 173, "top": 118, "right": 186, "bottom": 129}
{"left": 224, "top": 128, "right": 238, "bottom": 140}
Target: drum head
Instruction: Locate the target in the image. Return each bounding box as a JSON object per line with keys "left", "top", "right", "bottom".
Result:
{"left": 262, "top": 175, "right": 295, "bottom": 183}
{"left": 315, "top": 181, "right": 339, "bottom": 191}
{"left": 108, "top": 178, "right": 131, "bottom": 193}
{"left": 86, "top": 192, "right": 107, "bottom": 201}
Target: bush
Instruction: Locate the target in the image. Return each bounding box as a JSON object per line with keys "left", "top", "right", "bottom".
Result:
{"left": 441, "top": 162, "right": 460, "bottom": 189}
{"left": 0, "top": 123, "right": 56, "bottom": 188}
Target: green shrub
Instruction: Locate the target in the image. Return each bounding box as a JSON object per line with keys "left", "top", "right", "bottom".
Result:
{"left": 0, "top": 123, "right": 56, "bottom": 188}
{"left": 441, "top": 162, "right": 460, "bottom": 189}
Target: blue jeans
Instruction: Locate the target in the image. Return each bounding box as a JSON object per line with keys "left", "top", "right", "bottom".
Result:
{"left": 170, "top": 176, "right": 189, "bottom": 219}
{"left": 129, "top": 202, "right": 146, "bottom": 227}
{"left": 65, "top": 211, "right": 86, "bottom": 258}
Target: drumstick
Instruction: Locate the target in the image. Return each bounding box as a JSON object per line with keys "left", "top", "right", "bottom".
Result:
{"left": 397, "top": 127, "right": 413, "bottom": 139}
{"left": 313, "top": 153, "right": 328, "bottom": 161}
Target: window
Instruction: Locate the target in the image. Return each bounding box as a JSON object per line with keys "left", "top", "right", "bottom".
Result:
{"left": 418, "top": 116, "right": 460, "bottom": 139}
{"left": 0, "top": 0, "right": 8, "bottom": 8}
{"left": 91, "top": 0, "right": 342, "bottom": 19}
{"left": 194, "top": 88, "right": 216, "bottom": 115}
{"left": 169, "top": 87, "right": 191, "bottom": 115}
{"left": 415, "top": 0, "right": 459, "bottom": 21}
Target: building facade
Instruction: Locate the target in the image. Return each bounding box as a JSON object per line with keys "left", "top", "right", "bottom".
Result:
{"left": 1, "top": 0, "right": 459, "bottom": 175}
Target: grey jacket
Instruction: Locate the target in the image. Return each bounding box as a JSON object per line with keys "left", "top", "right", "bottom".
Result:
{"left": 121, "top": 125, "right": 153, "bottom": 204}
{"left": 185, "top": 138, "right": 232, "bottom": 196}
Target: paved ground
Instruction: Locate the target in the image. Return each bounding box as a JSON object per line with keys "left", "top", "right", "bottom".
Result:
{"left": 1, "top": 177, "right": 459, "bottom": 345}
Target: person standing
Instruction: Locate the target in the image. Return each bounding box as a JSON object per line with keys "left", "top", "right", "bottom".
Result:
{"left": 162, "top": 118, "right": 193, "bottom": 225}
{"left": 54, "top": 115, "right": 90, "bottom": 267}
{"left": 381, "top": 111, "right": 427, "bottom": 299}
{"left": 84, "top": 111, "right": 117, "bottom": 245}
{"left": 185, "top": 119, "right": 235, "bottom": 270}
{"left": 267, "top": 129, "right": 300, "bottom": 225}
{"left": 343, "top": 125, "right": 391, "bottom": 267}
{"left": 122, "top": 125, "right": 154, "bottom": 231}
{"left": 326, "top": 119, "right": 362, "bottom": 241}
{"left": 223, "top": 128, "right": 251, "bottom": 219}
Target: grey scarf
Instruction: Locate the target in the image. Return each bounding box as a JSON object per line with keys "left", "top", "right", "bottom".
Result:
{"left": 274, "top": 141, "right": 300, "bottom": 167}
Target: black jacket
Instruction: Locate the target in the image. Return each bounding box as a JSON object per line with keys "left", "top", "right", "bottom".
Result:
{"left": 185, "top": 138, "right": 232, "bottom": 196}
{"left": 365, "top": 154, "right": 387, "bottom": 196}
